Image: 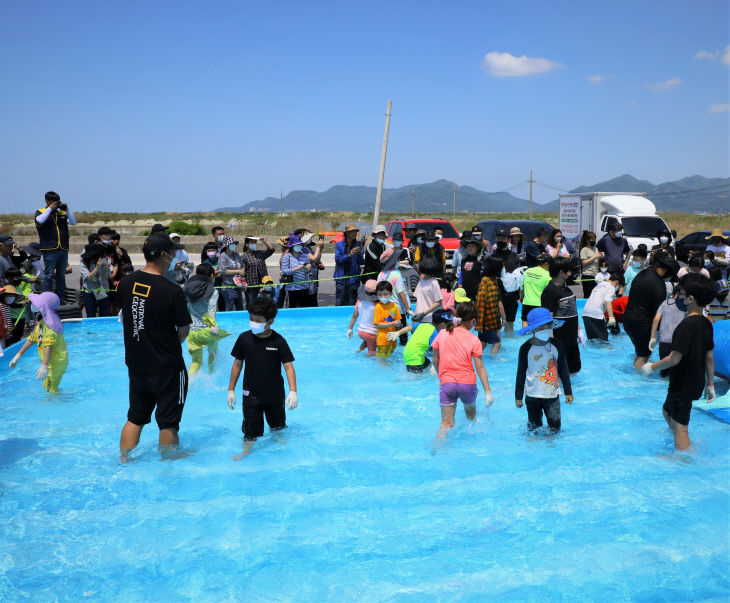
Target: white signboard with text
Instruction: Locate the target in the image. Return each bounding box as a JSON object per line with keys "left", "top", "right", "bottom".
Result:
{"left": 559, "top": 195, "right": 582, "bottom": 240}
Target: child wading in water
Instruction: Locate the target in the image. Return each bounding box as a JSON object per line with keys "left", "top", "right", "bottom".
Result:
{"left": 390, "top": 309, "right": 452, "bottom": 373}
{"left": 432, "top": 302, "right": 493, "bottom": 436}
{"left": 227, "top": 295, "right": 298, "bottom": 458}
{"left": 515, "top": 307, "right": 573, "bottom": 433}
{"left": 9, "top": 292, "right": 68, "bottom": 393}
{"left": 347, "top": 279, "right": 379, "bottom": 355}
{"left": 640, "top": 273, "right": 716, "bottom": 450}
{"left": 373, "top": 281, "right": 402, "bottom": 358}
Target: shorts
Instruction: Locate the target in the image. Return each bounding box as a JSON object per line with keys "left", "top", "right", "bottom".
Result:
{"left": 521, "top": 304, "right": 539, "bottom": 323}
{"left": 358, "top": 329, "right": 377, "bottom": 354}
{"left": 439, "top": 382, "right": 478, "bottom": 407}
{"left": 623, "top": 317, "right": 652, "bottom": 358}
{"left": 377, "top": 343, "right": 397, "bottom": 357}
{"left": 501, "top": 290, "right": 520, "bottom": 323}
{"left": 406, "top": 357, "right": 431, "bottom": 373}
{"left": 243, "top": 393, "right": 286, "bottom": 440}
{"left": 663, "top": 392, "right": 692, "bottom": 426}
{"left": 478, "top": 329, "right": 501, "bottom": 345}
{"left": 525, "top": 395, "right": 561, "bottom": 431}
{"left": 583, "top": 316, "right": 608, "bottom": 342}
{"left": 128, "top": 369, "right": 188, "bottom": 431}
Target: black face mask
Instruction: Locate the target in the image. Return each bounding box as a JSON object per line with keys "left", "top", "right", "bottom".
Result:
{"left": 496, "top": 241, "right": 508, "bottom": 250}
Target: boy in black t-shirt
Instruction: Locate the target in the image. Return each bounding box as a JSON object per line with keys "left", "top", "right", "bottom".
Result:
{"left": 227, "top": 295, "right": 297, "bottom": 459}
{"left": 641, "top": 274, "right": 716, "bottom": 451}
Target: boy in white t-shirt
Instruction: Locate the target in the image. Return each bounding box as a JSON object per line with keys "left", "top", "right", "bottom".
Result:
{"left": 582, "top": 272, "right": 623, "bottom": 342}
{"left": 347, "top": 280, "right": 379, "bottom": 355}
{"left": 412, "top": 256, "right": 443, "bottom": 324}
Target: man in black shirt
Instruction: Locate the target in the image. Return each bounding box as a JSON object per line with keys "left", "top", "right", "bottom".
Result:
{"left": 623, "top": 253, "right": 679, "bottom": 369}
{"left": 117, "top": 233, "right": 192, "bottom": 462}
{"left": 524, "top": 228, "right": 549, "bottom": 268}
{"left": 640, "top": 274, "right": 716, "bottom": 450}
{"left": 228, "top": 295, "right": 297, "bottom": 458}
{"left": 459, "top": 238, "right": 483, "bottom": 301}
{"left": 490, "top": 227, "right": 521, "bottom": 334}
{"left": 362, "top": 225, "right": 386, "bottom": 283}
{"left": 540, "top": 257, "right": 582, "bottom": 374}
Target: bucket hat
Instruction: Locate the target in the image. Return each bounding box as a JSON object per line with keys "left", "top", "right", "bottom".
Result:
{"left": 517, "top": 307, "right": 565, "bottom": 336}
{"left": 344, "top": 224, "right": 360, "bottom": 233}
{"left": 509, "top": 227, "right": 526, "bottom": 240}
{"left": 357, "top": 279, "right": 379, "bottom": 301}
{"left": 28, "top": 291, "right": 63, "bottom": 334}
{"left": 287, "top": 235, "right": 304, "bottom": 248}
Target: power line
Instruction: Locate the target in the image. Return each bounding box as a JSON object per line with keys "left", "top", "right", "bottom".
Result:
{"left": 534, "top": 180, "right": 729, "bottom": 196}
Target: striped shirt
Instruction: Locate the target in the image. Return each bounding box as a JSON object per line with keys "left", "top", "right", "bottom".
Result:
{"left": 281, "top": 251, "right": 310, "bottom": 291}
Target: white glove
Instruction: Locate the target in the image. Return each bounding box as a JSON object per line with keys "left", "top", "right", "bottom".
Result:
{"left": 286, "top": 391, "right": 298, "bottom": 410}
{"left": 117, "top": 310, "right": 123, "bottom": 324}
{"left": 36, "top": 365, "right": 48, "bottom": 381}
{"left": 429, "top": 364, "right": 438, "bottom": 377}
{"left": 0, "top": 347, "right": 3, "bottom": 357}
{"left": 347, "top": 328, "right": 353, "bottom": 339}
{"left": 577, "top": 329, "right": 586, "bottom": 347}
{"left": 607, "top": 317, "right": 616, "bottom": 327}
{"left": 227, "top": 390, "right": 236, "bottom": 409}
{"left": 648, "top": 338, "right": 657, "bottom": 352}
{"left": 9, "top": 353, "right": 21, "bottom": 368}
{"left": 639, "top": 363, "right": 654, "bottom": 377}
{"left": 484, "top": 391, "right": 494, "bottom": 406}
{"left": 704, "top": 386, "right": 716, "bottom": 403}
{"left": 210, "top": 326, "right": 219, "bottom": 336}
{"left": 386, "top": 331, "right": 399, "bottom": 341}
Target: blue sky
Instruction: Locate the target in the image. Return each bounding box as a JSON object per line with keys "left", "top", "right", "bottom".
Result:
{"left": 1, "top": 0, "right": 728, "bottom": 212}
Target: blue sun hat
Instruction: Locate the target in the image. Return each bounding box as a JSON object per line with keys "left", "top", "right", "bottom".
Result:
{"left": 517, "top": 307, "right": 564, "bottom": 336}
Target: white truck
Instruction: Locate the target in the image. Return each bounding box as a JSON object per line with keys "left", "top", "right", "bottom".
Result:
{"left": 558, "top": 192, "right": 674, "bottom": 251}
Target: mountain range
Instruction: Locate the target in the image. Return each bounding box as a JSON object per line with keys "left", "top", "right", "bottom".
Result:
{"left": 215, "top": 174, "right": 729, "bottom": 214}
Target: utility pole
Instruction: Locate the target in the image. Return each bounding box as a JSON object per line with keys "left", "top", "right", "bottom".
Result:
{"left": 372, "top": 99, "right": 392, "bottom": 228}
{"left": 280, "top": 188, "right": 283, "bottom": 218}
{"left": 411, "top": 188, "right": 415, "bottom": 217}
{"left": 453, "top": 182, "right": 456, "bottom": 218}
{"left": 528, "top": 169, "right": 535, "bottom": 220}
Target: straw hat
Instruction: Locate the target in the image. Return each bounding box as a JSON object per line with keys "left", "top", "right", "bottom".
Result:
{"left": 706, "top": 228, "right": 726, "bottom": 240}
{"left": 509, "top": 226, "right": 526, "bottom": 240}
{"left": 344, "top": 224, "right": 360, "bottom": 233}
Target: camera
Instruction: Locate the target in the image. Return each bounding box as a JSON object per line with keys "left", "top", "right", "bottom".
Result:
{"left": 58, "top": 202, "right": 68, "bottom": 211}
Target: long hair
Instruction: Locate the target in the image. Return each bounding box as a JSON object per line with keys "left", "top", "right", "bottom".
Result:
{"left": 445, "top": 301, "right": 477, "bottom": 332}
{"left": 579, "top": 230, "right": 596, "bottom": 250}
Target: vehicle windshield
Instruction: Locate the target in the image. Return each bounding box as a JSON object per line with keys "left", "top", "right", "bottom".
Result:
{"left": 412, "top": 222, "right": 459, "bottom": 238}
{"left": 620, "top": 217, "right": 668, "bottom": 238}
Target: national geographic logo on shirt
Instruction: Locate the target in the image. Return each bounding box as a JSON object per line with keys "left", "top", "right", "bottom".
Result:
{"left": 130, "top": 282, "right": 150, "bottom": 341}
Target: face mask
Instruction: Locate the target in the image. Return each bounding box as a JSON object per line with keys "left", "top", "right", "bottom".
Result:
{"left": 102, "top": 239, "right": 112, "bottom": 245}
{"left": 378, "top": 296, "right": 390, "bottom": 304}
{"left": 496, "top": 241, "right": 508, "bottom": 250}
{"left": 416, "top": 238, "right": 423, "bottom": 245}
{"left": 248, "top": 244, "right": 257, "bottom": 251}
{"left": 207, "top": 251, "right": 218, "bottom": 259}
{"left": 393, "top": 240, "right": 402, "bottom": 248}
{"left": 534, "top": 329, "right": 552, "bottom": 342}
{"left": 31, "top": 303, "right": 39, "bottom": 312}
{"left": 293, "top": 245, "right": 302, "bottom": 253}
{"left": 228, "top": 244, "right": 237, "bottom": 252}
{"left": 436, "top": 234, "right": 443, "bottom": 240}
{"left": 263, "top": 285, "right": 273, "bottom": 292}
{"left": 376, "top": 238, "right": 385, "bottom": 245}
{"left": 4, "top": 296, "right": 15, "bottom": 304}
{"left": 217, "top": 235, "right": 225, "bottom": 242}
{"left": 250, "top": 320, "right": 268, "bottom": 334}
{"left": 675, "top": 297, "right": 688, "bottom": 312}
{"left": 705, "top": 260, "right": 712, "bottom": 267}
{"left": 600, "top": 267, "right": 607, "bottom": 273}
{"left": 659, "top": 236, "right": 669, "bottom": 244}
{"left": 614, "top": 230, "right": 623, "bottom": 238}
{"left": 473, "top": 233, "right": 482, "bottom": 240}
{"left": 589, "top": 241, "right": 596, "bottom": 247}
{"left": 426, "top": 242, "right": 435, "bottom": 248}
{"left": 555, "top": 236, "right": 562, "bottom": 242}
{"left": 632, "top": 260, "right": 642, "bottom": 268}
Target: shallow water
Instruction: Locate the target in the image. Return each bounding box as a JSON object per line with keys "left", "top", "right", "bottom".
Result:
{"left": 1, "top": 306, "right": 729, "bottom": 601}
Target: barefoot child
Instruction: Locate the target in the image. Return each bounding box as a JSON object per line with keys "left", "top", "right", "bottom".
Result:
{"left": 374, "top": 281, "right": 402, "bottom": 358}
{"left": 515, "top": 307, "right": 573, "bottom": 433}
{"left": 8, "top": 292, "right": 68, "bottom": 393}
{"left": 227, "top": 295, "right": 298, "bottom": 458}
{"left": 640, "top": 273, "right": 716, "bottom": 451}
{"left": 347, "top": 280, "right": 378, "bottom": 354}
{"left": 432, "top": 302, "right": 494, "bottom": 435}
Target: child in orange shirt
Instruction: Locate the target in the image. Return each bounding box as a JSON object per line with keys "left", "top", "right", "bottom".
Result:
{"left": 374, "top": 281, "right": 402, "bottom": 357}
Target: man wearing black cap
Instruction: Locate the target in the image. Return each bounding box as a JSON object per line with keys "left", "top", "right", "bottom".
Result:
{"left": 362, "top": 225, "right": 387, "bottom": 283}
{"left": 0, "top": 235, "right": 20, "bottom": 285}
{"left": 490, "top": 227, "right": 521, "bottom": 334}
{"left": 415, "top": 231, "right": 446, "bottom": 274}
{"left": 35, "top": 191, "right": 76, "bottom": 298}
{"left": 623, "top": 251, "right": 680, "bottom": 370}
{"left": 117, "top": 233, "right": 192, "bottom": 462}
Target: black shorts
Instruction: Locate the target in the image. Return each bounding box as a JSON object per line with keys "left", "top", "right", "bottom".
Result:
{"left": 478, "top": 329, "right": 501, "bottom": 345}
{"left": 128, "top": 369, "right": 188, "bottom": 431}
{"left": 242, "top": 394, "right": 286, "bottom": 440}
{"left": 583, "top": 316, "right": 608, "bottom": 342}
{"left": 521, "top": 304, "right": 539, "bottom": 323}
{"left": 502, "top": 290, "right": 520, "bottom": 323}
{"left": 406, "top": 357, "right": 431, "bottom": 373}
{"left": 624, "top": 317, "right": 652, "bottom": 358}
{"left": 663, "top": 392, "right": 692, "bottom": 426}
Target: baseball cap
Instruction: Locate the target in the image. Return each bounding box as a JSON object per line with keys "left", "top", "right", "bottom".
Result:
{"left": 151, "top": 223, "right": 169, "bottom": 233}
{"left": 169, "top": 232, "right": 181, "bottom": 240}
{"left": 143, "top": 233, "right": 182, "bottom": 256}
{"left": 261, "top": 276, "right": 274, "bottom": 285}
{"left": 373, "top": 225, "right": 386, "bottom": 235}
{"left": 0, "top": 235, "right": 14, "bottom": 246}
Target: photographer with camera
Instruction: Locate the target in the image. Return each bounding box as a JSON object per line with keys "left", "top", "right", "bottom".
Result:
{"left": 35, "top": 191, "right": 76, "bottom": 299}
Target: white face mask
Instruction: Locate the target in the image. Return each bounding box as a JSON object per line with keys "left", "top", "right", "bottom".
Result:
{"left": 534, "top": 329, "right": 552, "bottom": 342}
{"left": 426, "top": 241, "right": 435, "bottom": 248}
{"left": 632, "top": 260, "right": 642, "bottom": 268}
{"left": 393, "top": 240, "right": 402, "bottom": 247}
{"left": 376, "top": 238, "right": 385, "bottom": 245}
{"left": 217, "top": 235, "right": 225, "bottom": 242}
{"left": 600, "top": 267, "right": 608, "bottom": 273}
{"left": 659, "top": 236, "right": 669, "bottom": 244}
{"left": 207, "top": 251, "right": 218, "bottom": 259}
{"left": 378, "top": 296, "right": 390, "bottom": 304}
{"left": 293, "top": 245, "right": 302, "bottom": 253}
{"left": 436, "top": 234, "right": 443, "bottom": 240}
{"left": 4, "top": 296, "right": 15, "bottom": 304}
{"left": 228, "top": 244, "right": 236, "bottom": 252}
{"left": 248, "top": 244, "right": 257, "bottom": 251}
{"left": 250, "top": 320, "right": 268, "bottom": 334}
{"left": 614, "top": 230, "right": 623, "bottom": 238}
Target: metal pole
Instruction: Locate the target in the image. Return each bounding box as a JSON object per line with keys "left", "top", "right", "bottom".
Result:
{"left": 280, "top": 188, "right": 283, "bottom": 218}
{"left": 453, "top": 182, "right": 456, "bottom": 218}
{"left": 372, "top": 99, "right": 392, "bottom": 228}
{"left": 528, "top": 169, "right": 534, "bottom": 220}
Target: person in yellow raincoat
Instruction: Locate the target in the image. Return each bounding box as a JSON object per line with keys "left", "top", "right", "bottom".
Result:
{"left": 9, "top": 291, "right": 68, "bottom": 393}
{"left": 183, "top": 263, "right": 230, "bottom": 374}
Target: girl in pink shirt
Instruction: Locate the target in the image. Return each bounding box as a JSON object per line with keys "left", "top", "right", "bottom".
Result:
{"left": 432, "top": 302, "right": 494, "bottom": 436}
{"left": 439, "top": 273, "right": 456, "bottom": 312}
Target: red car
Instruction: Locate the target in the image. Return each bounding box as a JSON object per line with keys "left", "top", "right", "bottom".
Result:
{"left": 384, "top": 218, "right": 462, "bottom": 263}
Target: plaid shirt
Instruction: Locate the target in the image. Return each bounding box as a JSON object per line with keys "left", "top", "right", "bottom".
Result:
{"left": 475, "top": 276, "right": 501, "bottom": 331}
{"left": 240, "top": 248, "right": 275, "bottom": 286}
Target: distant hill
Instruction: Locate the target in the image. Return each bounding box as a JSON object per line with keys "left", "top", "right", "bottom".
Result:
{"left": 215, "top": 174, "right": 730, "bottom": 214}
{"left": 215, "top": 179, "right": 532, "bottom": 213}
{"left": 540, "top": 174, "right": 730, "bottom": 213}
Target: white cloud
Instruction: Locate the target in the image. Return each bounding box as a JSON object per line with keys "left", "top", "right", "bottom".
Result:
{"left": 622, "top": 100, "right": 638, "bottom": 106}
{"left": 645, "top": 77, "right": 683, "bottom": 92}
{"left": 585, "top": 74, "right": 614, "bottom": 85}
{"left": 722, "top": 45, "right": 730, "bottom": 66}
{"left": 694, "top": 49, "right": 718, "bottom": 60}
{"left": 693, "top": 44, "right": 730, "bottom": 66}
{"left": 481, "top": 51, "right": 564, "bottom": 77}
{"left": 709, "top": 103, "right": 730, "bottom": 113}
